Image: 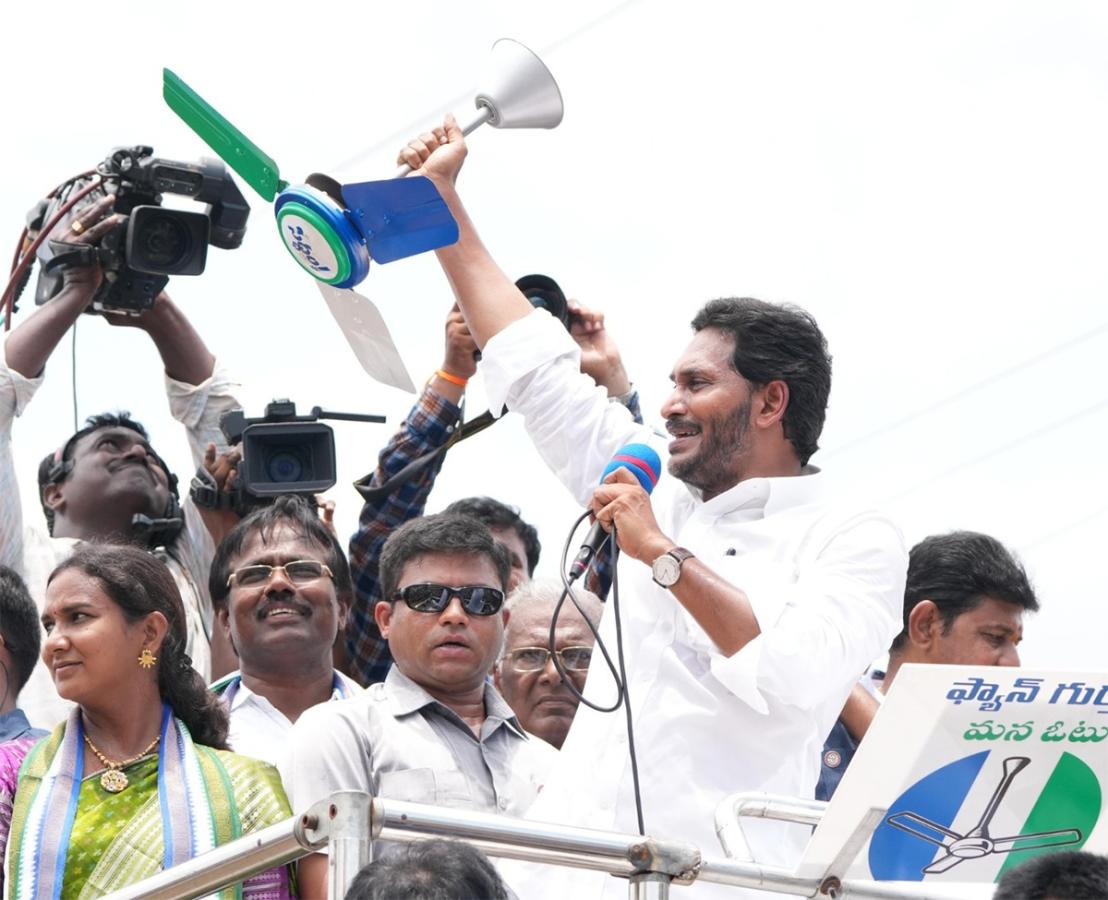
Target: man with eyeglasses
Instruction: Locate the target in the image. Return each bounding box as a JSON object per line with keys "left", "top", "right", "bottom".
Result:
{"left": 494, "top": 579, "right": 602, "bottom": 749}
{"left": 281, "top": 512, "right": 556, "bottom": 900}
{"left": 208, "top": 496, "right": 362, "bottom": 766}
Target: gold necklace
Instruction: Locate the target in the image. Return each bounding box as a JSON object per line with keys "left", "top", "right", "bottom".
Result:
{"left": 83, "top": 732, "right": 160, "bottom": 793}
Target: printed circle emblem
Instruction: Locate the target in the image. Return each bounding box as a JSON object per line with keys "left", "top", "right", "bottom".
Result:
{"left": 278, "top": 213, "right": 341, "bottom": 279}
{"left": 868, "top": 750, "right": 1100, "bottom": 882}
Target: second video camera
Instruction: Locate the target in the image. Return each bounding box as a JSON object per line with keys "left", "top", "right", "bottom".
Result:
{"left": 192, "top": 401, "right": 385, "bottom": 516}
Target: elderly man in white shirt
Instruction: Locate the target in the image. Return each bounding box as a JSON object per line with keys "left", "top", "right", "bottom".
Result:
{"left": 208, "top": 495, "right": 362, "bottom": 765}
{"left": 398, "top": 118, "right": 909, "bottom": 899}
{"left": 0, "top": 195, "right": 239, "bottom": 727}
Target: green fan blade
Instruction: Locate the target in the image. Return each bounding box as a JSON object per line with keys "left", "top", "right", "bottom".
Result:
{"left": 163, "top": 68, "right": 288, "bottom": 201}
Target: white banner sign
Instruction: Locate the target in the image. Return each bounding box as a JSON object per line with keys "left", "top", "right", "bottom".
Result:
{"left": 799, "top": 664, "right": 1108, "bottom": 886}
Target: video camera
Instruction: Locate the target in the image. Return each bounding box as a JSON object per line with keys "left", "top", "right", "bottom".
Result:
{"left": 192, "top": 400, "right": 384, "bottom": 516}
{"left": 27, "top": 145, "right": 250, "bottom": 313}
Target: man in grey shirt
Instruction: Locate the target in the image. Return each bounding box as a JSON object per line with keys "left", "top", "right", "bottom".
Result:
{"left": 281, "top": 513, "right": 556, "bottom": 898}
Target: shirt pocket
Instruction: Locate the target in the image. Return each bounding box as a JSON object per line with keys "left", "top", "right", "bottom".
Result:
{"left": 377, "top": 767, "right": 475, "bottom": 808}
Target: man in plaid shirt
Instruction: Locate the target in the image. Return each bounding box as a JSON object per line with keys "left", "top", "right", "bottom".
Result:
{"left": 346, "top": 302, "right": 640, "bottom": 685}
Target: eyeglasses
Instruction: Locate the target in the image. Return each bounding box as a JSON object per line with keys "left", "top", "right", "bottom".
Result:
{"left": 394, "top": 583, "right": 505, "bottom": 617}
{"left": 227, "top": 560, "right": 334, "bottom": 589}
{"left": 504, "top": 646, "right": 593, "bottom": 672}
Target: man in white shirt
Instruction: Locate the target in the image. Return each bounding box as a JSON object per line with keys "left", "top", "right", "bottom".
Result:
{"left": 0, "top": 195, "right": 239, "bottom": 726}
{"left": 208, "top": 495, "right": 362, "bottom": 765}
{"left": 398, "top": 118, "right": 909, "bottom": 898}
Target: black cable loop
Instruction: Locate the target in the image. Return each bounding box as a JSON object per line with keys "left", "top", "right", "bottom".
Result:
{"left": 549, "top": 510, "right": 646, "bottom": 835}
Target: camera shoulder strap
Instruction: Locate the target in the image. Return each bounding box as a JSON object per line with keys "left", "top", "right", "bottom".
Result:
{"left": 353, "top": 408, "right": 500, "bottom": 505}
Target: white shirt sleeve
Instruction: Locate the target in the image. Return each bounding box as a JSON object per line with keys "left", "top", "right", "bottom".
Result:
{"left": 0, "top": 340, "right": 44, "bottom": 575}
{"left": 481, "top": 311, "right": 653, "bottom": 507}
{"left": 165, "top": 359, "right": 241, "bottom": 469}
{"left": 710, "top": 511, "right": 906, "bottom": 715}
{"left": 164, "top": 360, "right": 242, "bottom": 644}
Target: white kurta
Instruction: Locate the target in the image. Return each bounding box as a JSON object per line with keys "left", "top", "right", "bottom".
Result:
{"left": 482, "top": 312, "right": 908, "bottom": 899}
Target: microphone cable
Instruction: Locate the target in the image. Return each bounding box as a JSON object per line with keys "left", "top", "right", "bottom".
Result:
{"left": 548, "top": 510, "right": 646, "bottom": 835}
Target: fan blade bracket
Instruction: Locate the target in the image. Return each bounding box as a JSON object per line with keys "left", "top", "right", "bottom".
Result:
{"left": 340, "top": 177, "right": 459, "bottom": 264}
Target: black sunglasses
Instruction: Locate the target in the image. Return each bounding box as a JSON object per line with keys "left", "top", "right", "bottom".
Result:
{"left": 394, "top": 583, "right": 505, "bottom": 616}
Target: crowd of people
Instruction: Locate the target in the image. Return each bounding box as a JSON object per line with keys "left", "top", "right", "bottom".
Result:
{"left": 0, "top": 117, "right": 1101, "bottom": 900}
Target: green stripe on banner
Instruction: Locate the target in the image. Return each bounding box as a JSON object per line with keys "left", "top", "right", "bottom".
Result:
{"left": 996, "top": 751, "right": 1102, "bottom": 880}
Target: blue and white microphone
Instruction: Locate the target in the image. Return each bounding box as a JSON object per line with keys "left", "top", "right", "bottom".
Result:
{"left": 568, "top": 443, "right": 662, "bottom": 582}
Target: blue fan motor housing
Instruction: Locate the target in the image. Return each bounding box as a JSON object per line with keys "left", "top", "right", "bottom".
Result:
{"left": 273, "top": 186, "right": 369, "bottom": 289}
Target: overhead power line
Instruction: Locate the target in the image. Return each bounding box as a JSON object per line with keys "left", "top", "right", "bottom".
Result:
{"left": 329, "top": 0, "right": 644, "bottom": 173}
{"left": 824, "top": 321, "right": 1108, "bottom": 461}
{"left": 883, "top": 395, "right": 1108, "bottom": 504}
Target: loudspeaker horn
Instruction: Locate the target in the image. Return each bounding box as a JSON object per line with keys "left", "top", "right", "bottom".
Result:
{"left": 474, "top": 38, "right": 564, "bottom": 130}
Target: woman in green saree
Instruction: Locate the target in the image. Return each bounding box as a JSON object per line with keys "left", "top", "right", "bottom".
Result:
{"left": 5, "top": 544, "right": 296, "bottom": 899}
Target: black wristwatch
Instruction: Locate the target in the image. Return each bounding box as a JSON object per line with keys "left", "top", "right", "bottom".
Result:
{"left": 651, "top": 547, "right": 694, "bottom": 587}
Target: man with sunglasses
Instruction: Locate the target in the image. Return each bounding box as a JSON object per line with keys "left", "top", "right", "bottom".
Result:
{"left": 208, "top": 496, "right": 361, "bottom": 766}
{"left": 282, "top": 512, "right": 556, "bottom": 900}
{"left": 494, "top": 579, "right": 603, "bottom": 749}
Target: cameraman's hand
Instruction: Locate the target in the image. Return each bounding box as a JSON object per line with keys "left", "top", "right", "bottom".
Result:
{"left": 5, "top": 194, "right": 124, "bottom": 378}
{"left": 316, "top": 496, "right": 337, "bottom": 538}
{"left": 52, "top": 194, "right": 123, "bottom": 300}
{"left": 399, "top": 114, "right": 467, "bottom": 188}
{"left": 569, "top": 301, "right": 632, "bottom": 397}
{"left": 100, "top": 289, "right": 172, "bottom": 331}
{"left": 195, "top": 442, "right": 243, "bottom": 546}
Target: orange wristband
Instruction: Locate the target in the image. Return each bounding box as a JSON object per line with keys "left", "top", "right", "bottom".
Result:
{"left": 434, "top": 369, "right": 468, "bottom": 387}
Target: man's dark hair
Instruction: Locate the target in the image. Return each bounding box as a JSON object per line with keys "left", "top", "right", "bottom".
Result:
{"left": 209, "top": 495, "right": 354, "bottom": 611}
{"left": 691, "top": 297, "right": 831, "bottom": 466}
{"left": 344, "top": 839, "right": 509, "bottom": 900}
{"left": 379, "top": 513, "right": 511, "bottom": 601}
{"left": 993, "top": 850, "right": 1108, "bottom": 900}
{"left": 890, "top": 530, "right": 1039, "bottom": 654}
{"left": 0, "top": 565, "right": 42, "bottom": 698}
{"left": 36, "top": 411, "right": 177, "bottom": 536}
{"left": 443, "top": 496, "right": 540, "bottom": 575}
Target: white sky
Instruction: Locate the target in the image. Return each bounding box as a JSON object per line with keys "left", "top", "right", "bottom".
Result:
{"left": 2, "top": 1, "right": 1106, "bottom": 669}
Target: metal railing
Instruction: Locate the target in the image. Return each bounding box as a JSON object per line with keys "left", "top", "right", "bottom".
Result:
{"left": 102, "top": 791, "right": 985, "bottom": 900}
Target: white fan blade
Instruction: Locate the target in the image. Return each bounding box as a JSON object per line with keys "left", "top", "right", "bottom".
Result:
{"left": 923, "top": 852, "right": 964, "bottom": 875}
{"left": 316, "top": 282, "right": 416, "bottom": 393}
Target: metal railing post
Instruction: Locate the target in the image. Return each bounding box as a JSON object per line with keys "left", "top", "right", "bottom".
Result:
{"left": 629, "top": 872, "right": 672, "bottom": 899}
{"left": 324, "top": 791, "right": 374, "bottom": 900}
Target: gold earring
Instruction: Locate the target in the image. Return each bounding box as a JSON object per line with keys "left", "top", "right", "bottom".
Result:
{"left": 138, "top": 649, "right": 157, "bottom": 670}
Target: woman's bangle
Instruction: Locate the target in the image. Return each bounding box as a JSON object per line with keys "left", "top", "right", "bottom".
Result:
{"left": 434, "top": 368, "right": 468, "bottom": 387}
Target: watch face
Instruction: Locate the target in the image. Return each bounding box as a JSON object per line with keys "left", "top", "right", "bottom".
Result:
{"left": 653, "top": 554, "right": 681, "bottom": 586}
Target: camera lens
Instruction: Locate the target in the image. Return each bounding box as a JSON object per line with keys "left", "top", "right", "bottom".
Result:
{"left": 137, "top": 214, "right": 192, "bottom": 270}
{"left": 265, "top": 449, "right": 305, "bottom": 483}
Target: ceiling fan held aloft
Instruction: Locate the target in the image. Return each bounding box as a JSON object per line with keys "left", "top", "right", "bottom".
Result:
{"left": 162, "top": 39, "right": 563, "bottom": 392}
